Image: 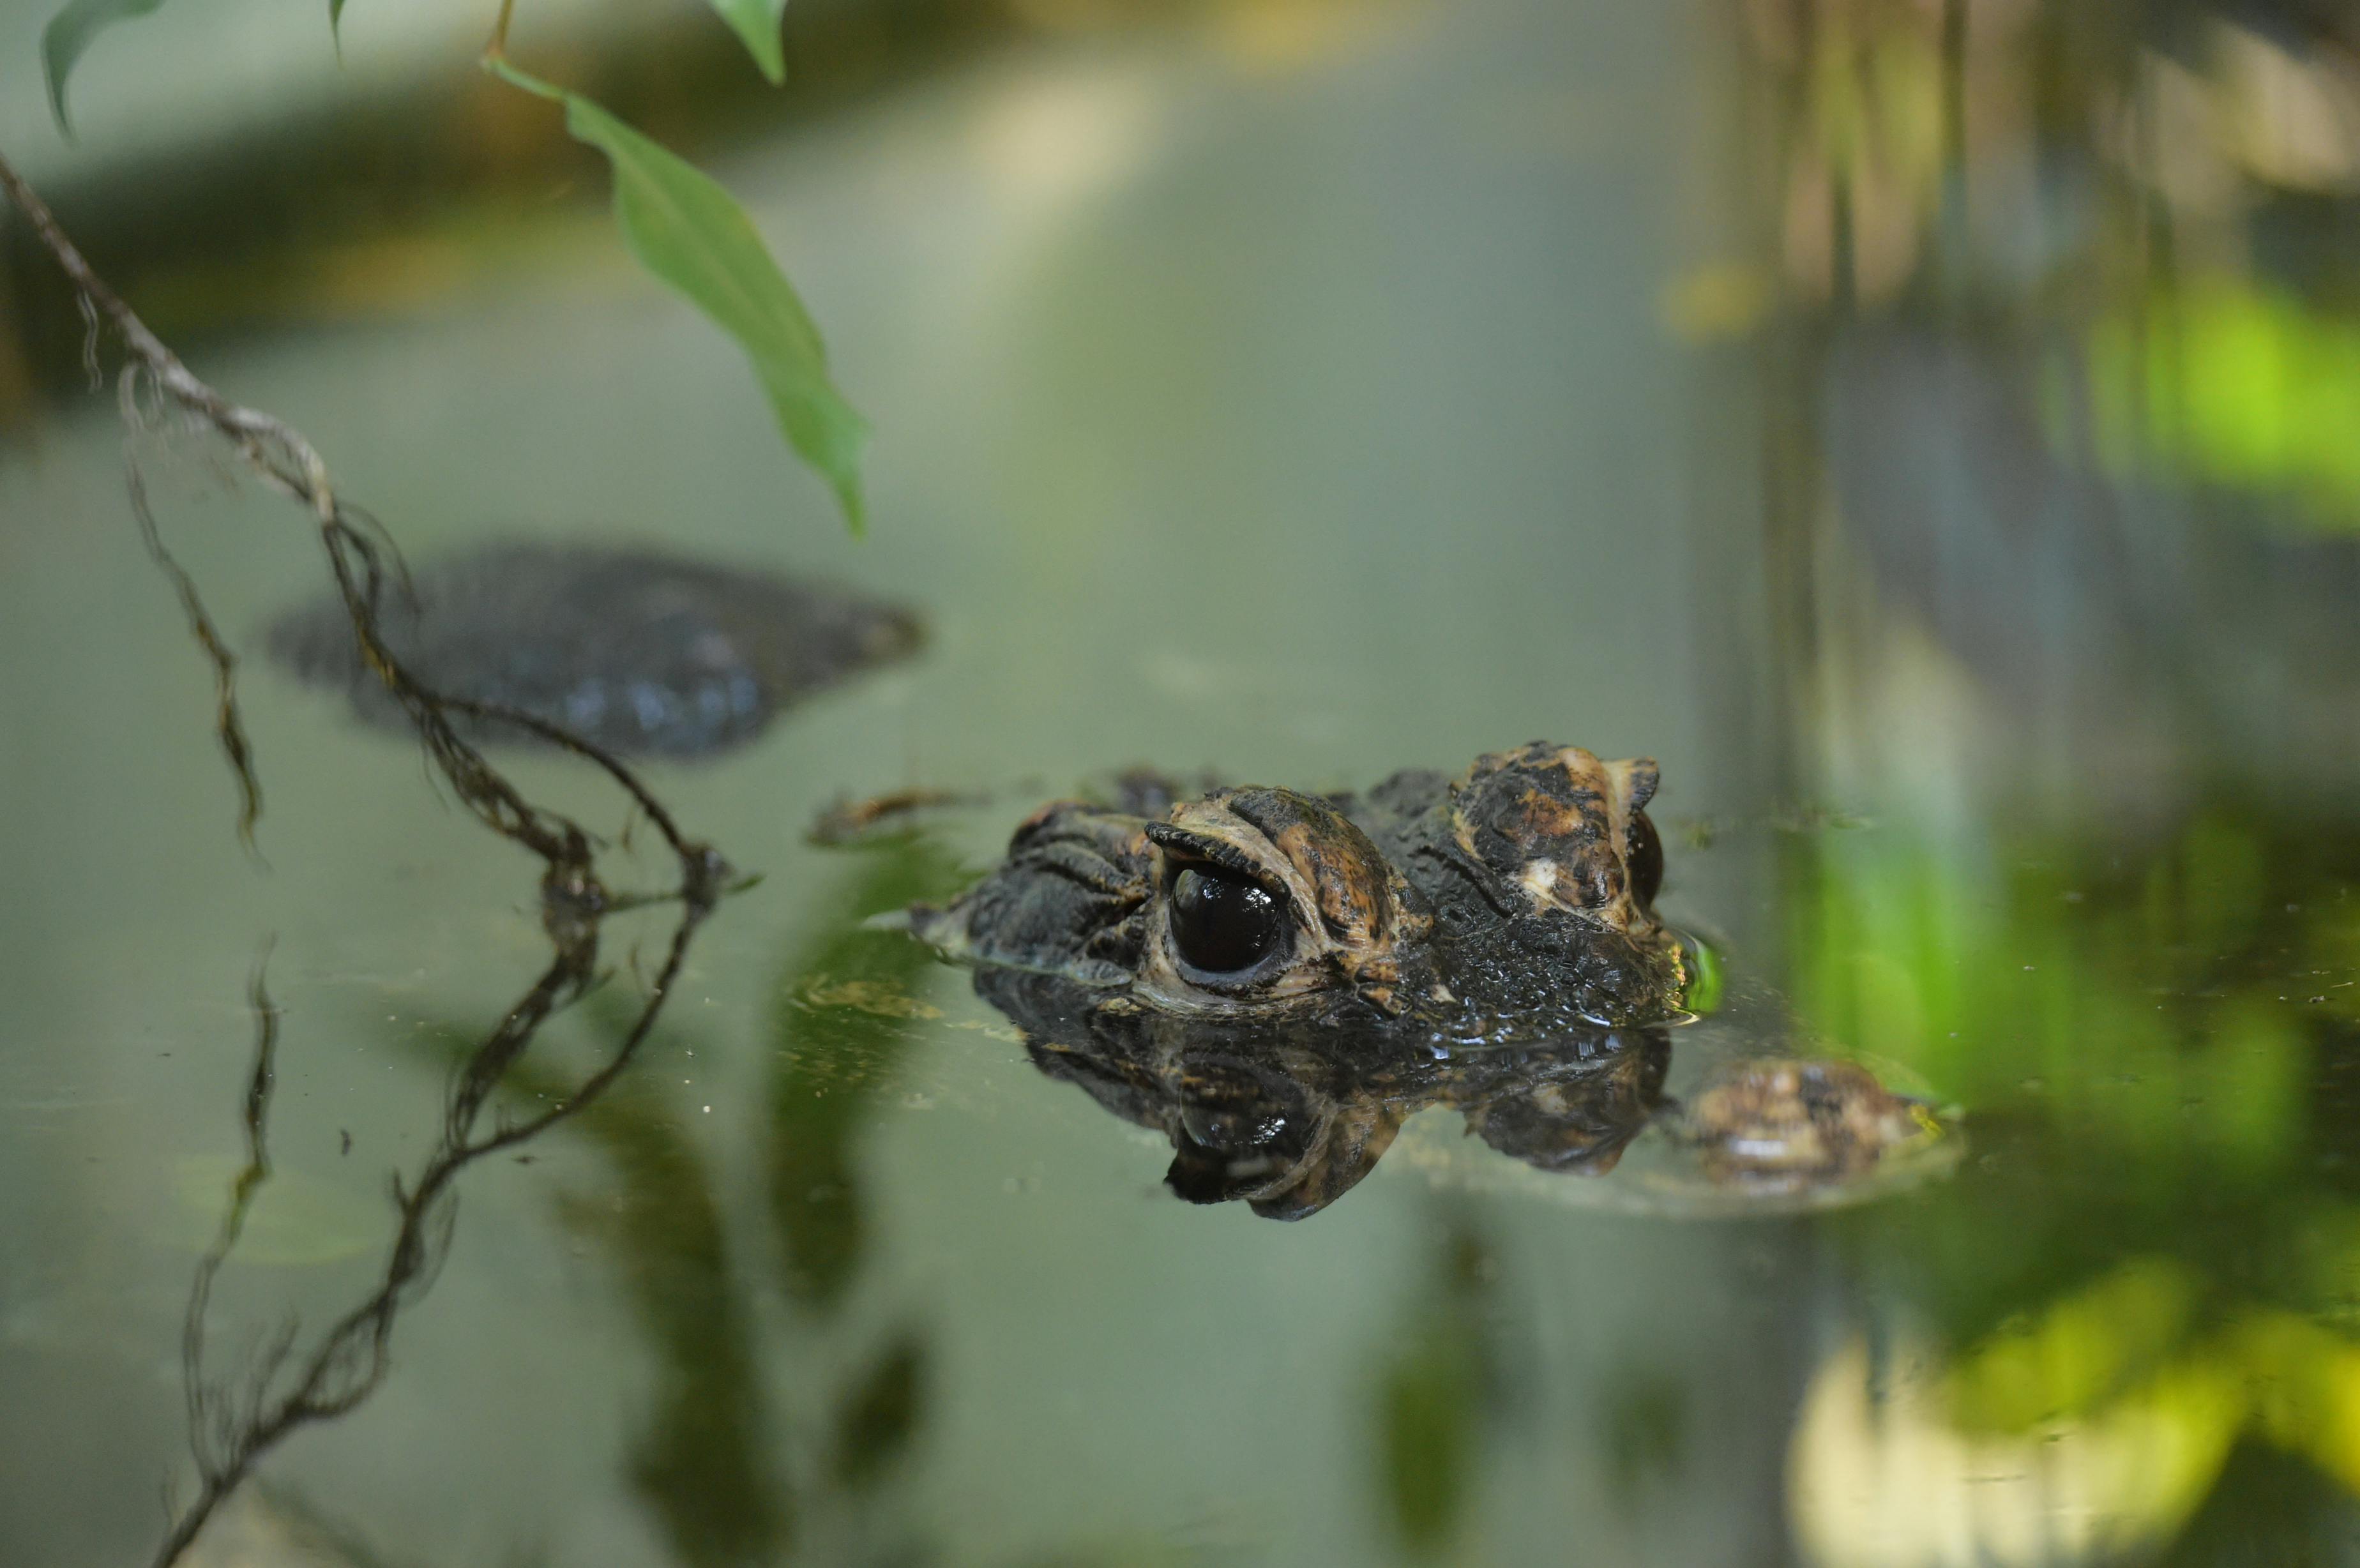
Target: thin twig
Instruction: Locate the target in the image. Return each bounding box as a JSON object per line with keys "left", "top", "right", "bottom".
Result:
{"left": 0, "top": 143, "right": 743, "bottom": 1567}
{"left": 439, "top": 697, "right": 707, "bottom": 867}
{"left": 0, "top": 146, "right": 723, "bottom": 900}
{"left": 0, "top": 153, "right": 338, "bottom": 521}
{"left": 122, "top": 398, "right": 265, "bottom": 852}
{"left": 179, "top": 942, "right": 282, "bottom": 1484}
{"left": 151, "top": 900, "right": 708, "bottom": 1568}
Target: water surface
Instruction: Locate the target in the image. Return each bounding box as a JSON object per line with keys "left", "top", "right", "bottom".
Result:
{"left": 4, "top": 0, "right": 2359, "bottom": 1564}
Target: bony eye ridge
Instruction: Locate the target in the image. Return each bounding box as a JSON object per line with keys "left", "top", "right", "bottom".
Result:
{"left": 1167, "top": 861, "right": 1289, "bottom": 976}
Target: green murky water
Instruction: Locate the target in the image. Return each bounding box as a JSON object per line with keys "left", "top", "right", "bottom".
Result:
{"left": 5, "top": 0, "right": 2360, "bottom": 1563}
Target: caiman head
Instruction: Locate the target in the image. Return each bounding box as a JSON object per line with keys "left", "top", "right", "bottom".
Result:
{"left": 907, "top": 743, "right": 1688, "bottom": 1038}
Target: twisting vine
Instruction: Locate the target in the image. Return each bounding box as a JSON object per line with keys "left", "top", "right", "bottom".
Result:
{"left": 1, "top": 144, "right": 739, "bottom": 1564}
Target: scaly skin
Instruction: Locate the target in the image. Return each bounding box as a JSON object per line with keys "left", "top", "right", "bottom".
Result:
{"left": 902, "top": 744, "right": 1691, "bottom": 1217}
{"left": 911, "top": 742, "right": 1688, "bottom": 1042}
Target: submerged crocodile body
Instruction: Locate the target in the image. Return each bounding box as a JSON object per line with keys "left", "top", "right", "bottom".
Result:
{"left": 268, "top": 541, "right": 921, "bottom": 758}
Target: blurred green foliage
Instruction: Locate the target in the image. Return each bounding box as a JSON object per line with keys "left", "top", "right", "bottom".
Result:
{"left": 709, "top": 0, "right": 792, "bottom": 85}
{"left": 1780, "top": 802, "right": 2360, "bottom": 1551}
{"left": 36, "top": 0, "right": 166, "bottom": 133}
{"left": 1788, "top": 809, "right": 2350, "bottom": 1161}
{"left": 2077, "top": 284, "right": 2360, "bottom": 536}
{"left": 33, "top": 0, "right": 870, "bottom": 532}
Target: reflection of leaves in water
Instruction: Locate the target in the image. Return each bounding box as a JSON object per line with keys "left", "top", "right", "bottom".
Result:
{"left": 386, "top": 834, "right": 965, "bottom": 1563}
{"left": 1597, "top": 1369, "right": 1689, "bottom": 1507}
{"left": 1943, "top": 1257, "right": 2202, "bottom": 1435}
{"left": 2159, "top": 1440, "right": 2360, "bottom": 1568}
{"left": 167, "top": 891, "right": 712, "bottom": 1568}
{"left": 0, "top": 135, "right": 745, "bottom": 1568}
{"left": 1799, "top": 1257, "right": 2360, "bottom": 1565}
{"left": 398, "top": 990, "right": 792, "bottom": 1568}
{"left": 830, "top": 1327, "right": 927, "bottom": 1492}
{"left": 768, "top": 839, "right": 969, "bottom": 1309}
{"left": 2233, "top": 1308, "right": 2360, "bottom": 1495}
{"left": 1379, "top": 1341, "right": 1479, "bottom": 1557}
{"left": 540, "top": 1061, "right": 793, "bottom": 1565}
{"left": 1372, "top": 1223, "right": 1499, "bottom": 1559}
{"left": 1790, "top": 1328, "right": 2246, "bottom": 1568}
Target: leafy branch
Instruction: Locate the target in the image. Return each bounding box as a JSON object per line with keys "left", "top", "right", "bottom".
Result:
{"left": 4, "top": 3, "right": 868, "bottom": 1546}
{"left": 38, "top": 0, "right": 871, "bottom": 532}
{"left": 483, "top": 2, "right": 870, "bottom": 533}
{"left": 0, "top": 140, "right": 736, "bottom": 936}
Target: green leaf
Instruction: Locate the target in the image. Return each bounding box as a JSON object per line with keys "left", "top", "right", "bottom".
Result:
{"left": 41, "top": 0, "right": 170, "bottom": 135}
{"left": 329, "top": 0, "right": 349, "bottom": 44}
{"left": 486, "top": 60, "right": 868, "bottom": 532}
{"left": 707, "top": 0, "right": 788, "bottom": 84}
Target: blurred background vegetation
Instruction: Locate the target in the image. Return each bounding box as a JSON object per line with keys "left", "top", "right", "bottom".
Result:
{"left": 1725, "top": 4, "right": 2360, "bottom": 1562}
{"left": 8, "top": 0, "right": 2360, "bottom": 1564}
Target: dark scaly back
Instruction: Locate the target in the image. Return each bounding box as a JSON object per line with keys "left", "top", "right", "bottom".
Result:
{"left": 1326, "top": 759, "right": 1685, "bottom": 1036}
{"left": 267, "top": 542, "right": 922, "bottom": 758}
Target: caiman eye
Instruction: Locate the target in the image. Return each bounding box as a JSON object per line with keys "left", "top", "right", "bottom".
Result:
{"left": 1169, "top": 864, "right": 1288, "bottom": 976}
{"left": 1628, "top": 810, "right": 1663, "bottom": 909}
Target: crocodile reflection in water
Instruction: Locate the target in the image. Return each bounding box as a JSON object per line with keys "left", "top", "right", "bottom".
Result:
{"left": 985, "top": 966, "right": 1669, "bottom": 1218}
{"left": 903, "top": 743, "right": 1937, "bottom": 1217}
